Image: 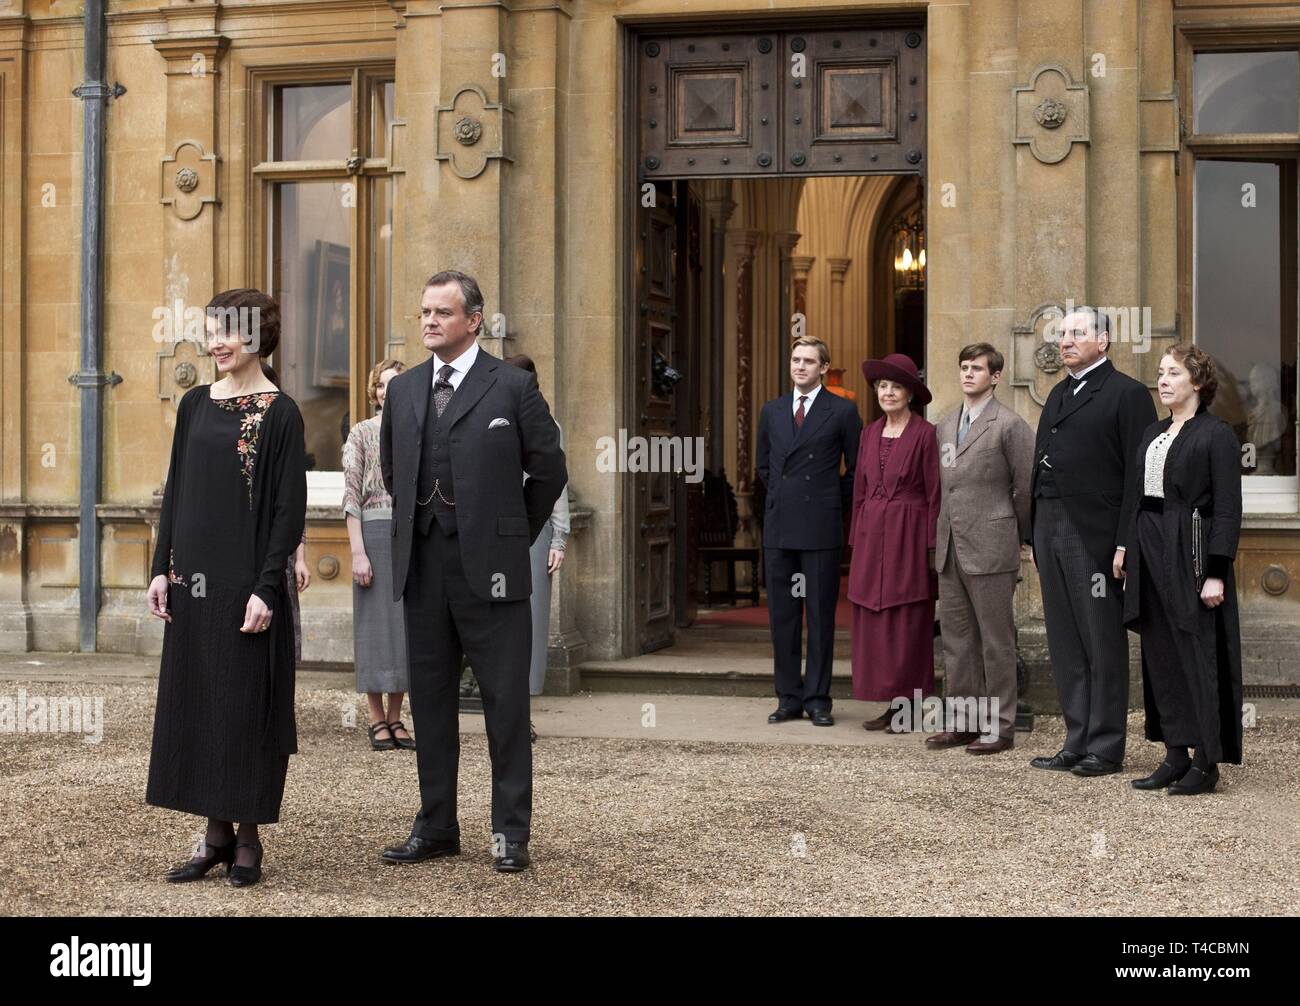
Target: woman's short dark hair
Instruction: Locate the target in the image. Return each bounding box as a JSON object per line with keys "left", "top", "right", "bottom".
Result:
{"left": 505, "top": 353, "right": 536, "bottom": 374}
{"left": 1167, "top": 342, "right": 1219, "bottom": 406}
{"left": 206, "top": 288, "right": 282, "bottom": 384}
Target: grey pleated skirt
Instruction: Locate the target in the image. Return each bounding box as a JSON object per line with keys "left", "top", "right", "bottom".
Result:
{"left": 528, "top": 523, "right": 554, "bottom": 696}
{"left": 353, "top": 518, "right": 409, "bottom": 693}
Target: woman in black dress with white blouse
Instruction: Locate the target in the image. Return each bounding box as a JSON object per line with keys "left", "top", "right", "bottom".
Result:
{"left": 1122, "top": 343, "right": 1243, "bottom": 796}
{"left": 145, "top": 288, "right": 307, "bottom": 886}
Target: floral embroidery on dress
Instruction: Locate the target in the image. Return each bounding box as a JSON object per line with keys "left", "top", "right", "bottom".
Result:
{"left": 167, "top": 547, "right": 187, "bottom": 586}
{"left": 215, "top": 391, "right": 280, "bottom": 508}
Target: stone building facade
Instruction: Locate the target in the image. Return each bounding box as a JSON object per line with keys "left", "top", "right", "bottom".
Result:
{"left": 0, "top": 0, "right": 1296, "bottom": 689}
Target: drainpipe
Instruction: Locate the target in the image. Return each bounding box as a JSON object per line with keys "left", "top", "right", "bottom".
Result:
{"left": 69, "top": 0, "right": 123, "bottom": 652}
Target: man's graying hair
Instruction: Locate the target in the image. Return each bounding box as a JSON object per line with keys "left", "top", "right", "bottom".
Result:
{"left": 424, "top": 270, "right": 485, "bottom": 334}
{"left": 1070, "top": 305, "right": 1111, "bottom": 347}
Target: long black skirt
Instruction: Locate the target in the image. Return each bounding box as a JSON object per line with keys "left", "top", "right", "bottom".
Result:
{"left": 146, "top": 582, "right": 291, "bottom": 823}
{"left": 1136, "top": 509, "right": 1205, "bottom": 751}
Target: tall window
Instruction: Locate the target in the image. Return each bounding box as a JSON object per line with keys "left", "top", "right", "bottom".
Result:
{"left": 252, "top": 67, "right": 396, "bottom": 474}
{"left": 1180, "top": 37, "right": 1299, "bottom": 512}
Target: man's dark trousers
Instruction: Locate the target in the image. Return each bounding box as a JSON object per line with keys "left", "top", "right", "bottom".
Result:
{"left": 765, "top": 546, "right": 841, "bottom": 713}
{"left": 406, "top": 519, "right": 532, "bottom": 844}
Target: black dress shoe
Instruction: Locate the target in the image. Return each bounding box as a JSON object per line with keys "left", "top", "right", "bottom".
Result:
{"left": 228, "top": 840, "right": 263, "bottom": 888}
{"left": 1029, "top": 749, "right": 1083, "bottom": 771}
{"left": 493, "top": 841, "right": 530, "bottom": 873}
{"left": 768, "top": 707, "right": 802, "bottom": 724}
{"left": 388, "top": 720, "right": 416, "bottom": 751}
{"left": 1131, "top": 759, "right": 1192, "bottom": 791}
{"left": 381, "top": 835, "right": 462, "bottom": 864}
{"left": 808, "top": 709, "right": 834, "bottom": 727}
{"left": 164, "top": 837, "right": 235, "bottom": 883}
{"left": 1070, "top": 753, "right": 1122, "bottom": 777}
{"left": 1168, "top": 764, "right": 1219, "bottom": 796}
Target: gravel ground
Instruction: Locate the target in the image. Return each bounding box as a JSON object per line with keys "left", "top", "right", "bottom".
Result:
{"left": 1, "top": 677, "right": 1297, "bottom": 916}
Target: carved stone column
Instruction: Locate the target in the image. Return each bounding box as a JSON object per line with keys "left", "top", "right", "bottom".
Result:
{"left": 704, "top": 194, "right": 736, "bottom": 472}
{"left": 827, "top": 256, "right": 851, "bottom": 360}
{"left": 775, "top": 230, "right": 801, "bottom": 398}
{"left": 791, "top": 254, "right": 815, "bottom": 322}
{"left": 730, "top": 229, "right": 760, "bottom": 545}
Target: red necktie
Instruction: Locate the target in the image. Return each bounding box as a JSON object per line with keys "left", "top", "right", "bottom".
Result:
{"left": 795, "top": 395, "right": 807, "bottom": 430}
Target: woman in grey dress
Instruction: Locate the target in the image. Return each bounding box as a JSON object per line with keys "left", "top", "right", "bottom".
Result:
{"left": 506, "top": 355, "right": 570, "bottom": 742}
{"left": 343, "top": 359, "right": 413, "bottom": 751}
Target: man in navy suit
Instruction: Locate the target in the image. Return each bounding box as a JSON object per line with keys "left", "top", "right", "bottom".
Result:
{"left": 757, "top": 337, "right": 863, "bottom": 726}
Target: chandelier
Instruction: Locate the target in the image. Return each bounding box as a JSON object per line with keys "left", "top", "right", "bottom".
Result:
{"left": 892, "top": 210, "right": 925, "bottom": 291}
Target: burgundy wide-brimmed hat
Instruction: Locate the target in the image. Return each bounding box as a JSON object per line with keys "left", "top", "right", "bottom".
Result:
{"left": 861, "top": 352, "right": 932, "bottom": 406}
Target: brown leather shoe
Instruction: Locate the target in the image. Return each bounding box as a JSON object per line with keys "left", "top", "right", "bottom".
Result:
{"left": 966, "top": 736, "right": 1015, "bottom": 755}
{"left": 924, "top": 731, "right": 980, "bottom": 749}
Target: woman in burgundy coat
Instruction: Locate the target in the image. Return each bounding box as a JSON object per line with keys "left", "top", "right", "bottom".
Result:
{"left": 849, "top": 353, "right": 941, "bottom": 731}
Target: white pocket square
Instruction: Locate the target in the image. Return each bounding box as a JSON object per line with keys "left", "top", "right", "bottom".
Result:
{"left": 488, "top": 417, "right": 511, "bottom": 429}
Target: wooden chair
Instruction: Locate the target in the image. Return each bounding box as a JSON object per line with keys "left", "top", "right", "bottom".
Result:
{"left": 698, "top": 470, "right": 760, "bottom": 607}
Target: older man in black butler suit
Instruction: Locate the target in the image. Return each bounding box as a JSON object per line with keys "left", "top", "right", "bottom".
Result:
{"left": 1028, "top": 307, "right": 1155, "bottom": 777}
{"left": 379, "top": 270, "right": 566, "bottom": 872}
{"left": 757, "top": 336, "right": 862, "bottom": 727}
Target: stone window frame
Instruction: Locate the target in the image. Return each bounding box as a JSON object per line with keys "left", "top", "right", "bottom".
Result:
{"left": 1176, "top": 19, "right": 1300, "bottom": 515}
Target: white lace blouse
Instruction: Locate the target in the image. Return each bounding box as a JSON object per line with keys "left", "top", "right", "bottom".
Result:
{"left": 1143, "top": 427, "right": 1179, "bottom": 498}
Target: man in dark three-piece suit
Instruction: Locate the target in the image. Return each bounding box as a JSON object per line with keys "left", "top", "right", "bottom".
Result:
{"left": 378, "top": 270, "right": 566, "bottom": 872}
{"left": 757, "top": 337, "right": 863, "bottom": 727}
{"left": 1028, "top": 307, "right": 1156, "bottom": 777}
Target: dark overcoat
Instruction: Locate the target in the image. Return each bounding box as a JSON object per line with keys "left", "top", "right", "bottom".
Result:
{"left": 1122, "top": 406, "right": 1244, "bottom": 764}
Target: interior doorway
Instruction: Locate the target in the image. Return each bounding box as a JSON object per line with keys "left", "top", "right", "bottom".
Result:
{"left": 624, "top": 18, "right": 927, "bottom": 655}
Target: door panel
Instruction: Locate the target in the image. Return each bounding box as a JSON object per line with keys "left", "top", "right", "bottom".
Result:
{"left": 638, "top": 26, "right": 925, "bottom": 179}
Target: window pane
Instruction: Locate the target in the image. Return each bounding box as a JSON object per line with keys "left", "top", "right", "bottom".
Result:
{"left": 273, "top": 83, "right": 352, "bottom": 161}
{"left": 270, "top": 181, "right": 352, "bottom": 471}
{"left": 371, "top": 80, "right": 396, "bottom": 159}
{"left": 1194, "top": 160, "right": 1297, "bottom": 476}
{"left": 370, "top": 176, "right": 394, "bottom": 370}
{"left": 1194, "top": 51, "right": 1300, "bottom": 134}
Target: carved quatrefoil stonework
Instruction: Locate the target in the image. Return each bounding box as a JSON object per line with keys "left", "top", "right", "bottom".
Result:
{"left": 436, "top": 85, "right": 512, "bottom": 179}
{"left": 1013, "top": 64, "right": 1089, "bottom": 164}
{"left": 1011, "top": 303, "right": 1069, "bottom": 406}
{"left": 159, "top": 140, "right": 219, "bottom": 220}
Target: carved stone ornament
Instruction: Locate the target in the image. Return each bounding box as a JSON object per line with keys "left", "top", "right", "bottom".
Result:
{"left": 1013, "top": 64, "right": 1089, "bottom": 165}
{"left": 1034, "top": 97, "right": 1068, "bottom": 129}
{"left": 454, "top": 116, "right": 482, "bottom": 146}
{"left": 435, "top": 85, "right": 513, "bottom": 179}
{"left": 1011, "top": 303, "right": 1069, "bottom": 407}
{"left": 1033, "top": 341, "right": 1063, "bottom": 374}
{"left": 174, "top": 361, "right": 198, "bottom": 388}
{"left": 159, "top": 140, "right": 219, "bottom": 220}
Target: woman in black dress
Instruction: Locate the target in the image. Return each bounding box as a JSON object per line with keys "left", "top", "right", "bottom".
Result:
{"left": 1122, "top": 342, "right": 1243, "bottom": 796}
{"left": 146, "top": 288, "right": 307, "bottom": 886}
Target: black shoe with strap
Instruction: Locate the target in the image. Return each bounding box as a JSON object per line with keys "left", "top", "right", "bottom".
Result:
{"left": 388, "top": 720, "right": 416, "bottom": 750}
{"left": 228, "top": 840, "right": 264, "bottom": 888}
{"left": 164, "top": 837, "right": 235, "bottom": 883}
{"left": 1168, "top": 763, "right": 1219, "bottom": 796}
{"left": 369, "top": 721, "right": 395, "bottom": 751}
